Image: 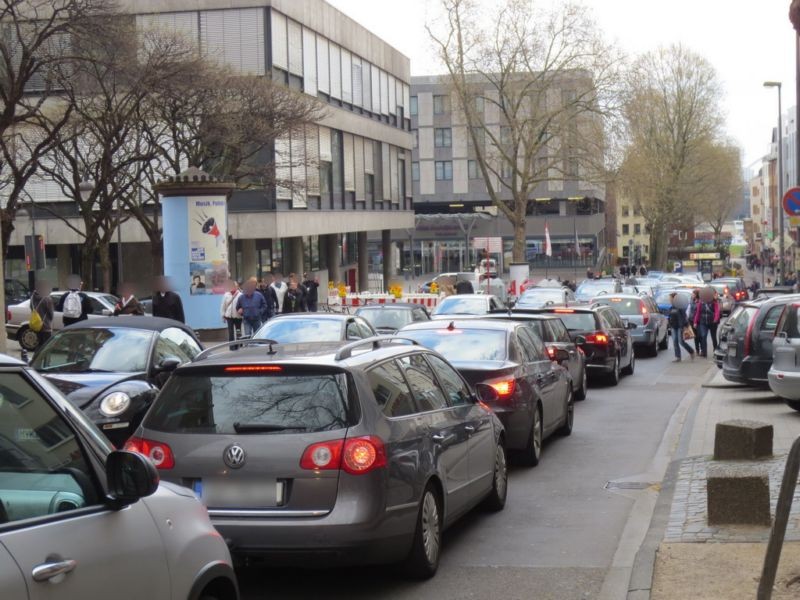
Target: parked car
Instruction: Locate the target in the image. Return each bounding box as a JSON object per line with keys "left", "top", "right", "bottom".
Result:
{"left": 515, "top": 287, "right": 575, "bottom": 308}
{"left": 754, "top": 286, "right": 795, "bottom": 299}
{"left": 7, "top": 290, "right": 120, "bottom": 351}
{"left": 720, "top": 294, "right": 800, "bottom": 386}
{"left": 708, "top": 281, "right": 735, "bottom": 315}
{"left": 30, "top": 316, "right": 202, "bottom": 447}
{"left": 399, "top": 319, "right": 573, "bottom": 465}
{"left": 574, "top": 279, "right": 622, "bottom": 303}
{"left": 768, "top": 301, "right": 800, "bottom": 410}
{"left": 0, "top": 353, "right": 238, "bottom": 600}
{"left": 129, "top": 337, "right": 507, "bottom": 579}
{"left": 431, "top": 293, "right": 505, "bottom": 318}
{"left": 713, "top": 299, "right": 770, "bottom": 368}
{"left": 354, "top": 303, "right": 430, "bottom": 334}
{"left": 590, "top": 294, "right": 669, "bottom": 356}
{"left": 527, "top": 306, "right": 636, "bottom": 385}
{"left": 655, "top": 289, "right": 694, "bottom": 317}
{"left": 253, "top": 313, "right": 376, "bottom": 343}
{"left": 4, "top": 278, "right": 28, "bottom": 308}
{"left": 715, "top": 277, "right": 749, "bottom": 303}
{"left": 483, "top": 310, "right": 587, "bottom": 401}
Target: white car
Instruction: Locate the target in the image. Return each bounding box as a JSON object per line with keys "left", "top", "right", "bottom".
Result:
{"left": 6, "top": 291, "right": 119, "bottom": 351}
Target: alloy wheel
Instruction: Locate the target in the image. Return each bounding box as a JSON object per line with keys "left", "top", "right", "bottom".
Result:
{"left": 421, "top": 491, "right": 441, "bottom": 565}
{"left": 495, "top": 445, "right": 508, "bottom": 501}
{"left": 533, "top": 406, "right": 542, "bottom": 458}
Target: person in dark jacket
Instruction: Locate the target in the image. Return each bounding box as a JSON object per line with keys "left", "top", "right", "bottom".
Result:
{"left": 283, "top": 279, "right": 306, "bottom": 314}
{"left": 668, "top": 292, "right": 695, "bottom": 362}
{"left": 236, "top": 277, "right": 267, "bottom": 335}
{"left": 152, "top": 276, "right": 185, "bottom": 323}
{"left": 455, "top": 278, "right": 475, "bottom": 294}
{"left": 56, "top": 275, "right": 93, "bottom": 326}
{"left": 113, "top": 282, "right": 145, "bottom": 316}
{"left": 302, "top": 273, "right": 319, "bottom": 312}
{"left": 693, "top": 293, "right": 721, "bottom": 358}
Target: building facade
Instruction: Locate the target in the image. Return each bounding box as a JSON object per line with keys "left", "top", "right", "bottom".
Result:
{"left": 8, "top": 0, "right": 414, "bottom": 291}
{"left": 615, "top": 200, "right": 649, "bottom": 267}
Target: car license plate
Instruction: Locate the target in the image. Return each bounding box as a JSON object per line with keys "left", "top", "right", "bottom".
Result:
{"left": 728, "top": 345, "right": 737, "bottom": 357}
{"left": 193, "top": 479, "right": 285, "bottom": 508}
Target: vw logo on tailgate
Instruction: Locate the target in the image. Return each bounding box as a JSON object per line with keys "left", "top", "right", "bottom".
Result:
{"left": 223, "top": 444, "right": 246, "bottom": 469}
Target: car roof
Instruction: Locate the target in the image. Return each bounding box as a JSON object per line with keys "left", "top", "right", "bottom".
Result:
{"left": 591, "top": 293, "right": 643, "bottom": 300}
{"left": 400, "top": 318, "right": 517, "bottom": 332}
{"left": 438, "top": 294, "right": 491, "bottom": 300}
{"left": 0, "top": 353, "right": 26, "bottom": 366}
{"left": 268, "top": 312, "right": 354, "bottom": 321}
{"left": 747, "top": 293, "right": 800, "bottom": 309}
{"left": 484, "top": 311, "right": 561, "bottom": 321}
{"left": 61, "top": 316, "right": 196, "bottom": 336}
{"left": 355, "top": 303, "right": 424, "bottom": 310}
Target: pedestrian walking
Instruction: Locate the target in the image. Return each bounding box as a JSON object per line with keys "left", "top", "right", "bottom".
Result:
{"left": 113, "top": 282, "right": 145, "bottom": 316}
{"left": 57, "top": 274, "right": 92, "bottom": 326}
{"left": 282, "top": 279, "right": 306, "bottom": 313}
{"left": 152, "top": 276, "right": 185, "bottom": 323}
{"left": 639, "top": 265, "right": 647, "bottom": 277}
{"left": 693, "top": 291, "right": 720, "bottom": 358}
{"left": 268, "top": 272, "right": 288, "bottom": 313}
{"left": 30, "top": 280, "right": 54, "bottom": 349}
{"left": 687, "top": 289, "right": 701, "bottom": 354}
{"left": 220, "top": 280, "right": 242, "bottom": 341}
{"left": 302, "top": 272, "right": 320, "bottom": 312}
{"left": 668, "top": 292, "right": 695, "bottom": 362}
{"left": 236, "top": 277, "right": 267, "bottom": 336}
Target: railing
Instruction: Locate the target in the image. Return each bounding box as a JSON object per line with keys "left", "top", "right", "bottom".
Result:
{"left": 757, "top": 435, "right": 800, "bottom": 599}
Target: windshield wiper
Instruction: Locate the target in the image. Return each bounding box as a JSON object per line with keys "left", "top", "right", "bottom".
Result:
{"left": 232, "top": 422, "right": 300, "bottom": 433}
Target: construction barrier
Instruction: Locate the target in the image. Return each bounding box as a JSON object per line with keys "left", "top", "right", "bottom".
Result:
{"left": 327, "top": 291, "right": 440, "bottom": 308}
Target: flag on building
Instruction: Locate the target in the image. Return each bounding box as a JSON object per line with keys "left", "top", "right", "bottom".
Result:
{"left": 544, "top": 221, "right": 552, "bottom": 257}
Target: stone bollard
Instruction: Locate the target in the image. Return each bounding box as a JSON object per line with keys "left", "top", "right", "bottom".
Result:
{"left": 713, "top": 419, "right": 773, "bottom": 461}
{"left": 707, "top": 464, "right": 771, "bottom": 525}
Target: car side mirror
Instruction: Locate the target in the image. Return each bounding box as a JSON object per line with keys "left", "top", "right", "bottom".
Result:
{"left": 105, "top": 450, "right": 158, "bottom": 507}
{"left": 553, "top": 348, "right": 570, "bottom": 363}
{"left": 575, "top": 335, "right": 586, "bottom": 345}
{"left": 627, "top": 321, "right": 637, "bottom": 330}
{"left": 155, "top": 356, "right": 181, "bottom": 373}
{"left": 778, "top": 331, "right": 788, "bottom": 339}
{"left": 475, "top": 383, "right": 499, "bottom": 404}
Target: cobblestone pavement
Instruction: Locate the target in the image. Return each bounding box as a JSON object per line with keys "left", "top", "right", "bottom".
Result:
{"left": 665, "top": 454, "right": 800, "bottom": 543}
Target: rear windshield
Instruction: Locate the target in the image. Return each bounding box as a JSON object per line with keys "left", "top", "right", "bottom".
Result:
{"left": 145, "top": 372, "right": 351, "bottom": 434}
{"left": 401, "top": 329, "right": 507, "bottom": 361}
{"left": 254, "top": 319, "right": 341, "bottom": 343}
{"left": 577, "top": 281, "right": 616, "bottom": 296}
{"left": 728, "top": 306, "right": 758, "bottom": 337}
{"left": 544, "top": 312, "right": 597, "bottom": 331}
{"left": 517, "top": 289, "right": 567, "bottom": 306}
{"left": 356, "top": 308, "right": 413, "bottom": 330}
{"left": 433, "top": 296, "right": 487, "bottom": 315}
{"left": 592, "top": 298, "right": 642, "bottom": 316}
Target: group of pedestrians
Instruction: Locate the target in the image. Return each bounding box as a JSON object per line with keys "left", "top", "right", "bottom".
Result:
{"left": 220, "top": 272, "right": 320, "bottom": 340}
{"left": 668, "top": 289, "right": 722, "bottom": 362}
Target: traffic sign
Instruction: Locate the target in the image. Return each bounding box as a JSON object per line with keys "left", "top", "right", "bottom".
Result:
{"left": 689, "top": 252, "right": 720, "bottom": 260}
{"left": 790, "top": 216, "right": 800, "bottom": 227}
{"left": 783, "top": 187, "right": 800, "bottom": 216}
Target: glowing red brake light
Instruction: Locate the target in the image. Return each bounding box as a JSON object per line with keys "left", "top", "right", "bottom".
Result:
{"left": 743, "top": 313, "right": 757, "bottom": 356}
{"left": 554, "top": 308, "right": 575, "bottom": 313}
{"left": 640, "top": 302, "right": 649, "bottom": 325}
{"left": 546, "top": 346, "right": 556, "bottom": 359}
{"left": 224, "top": 365, "right": 283, "bottom": 372}
{"left": 124, "top": 437, "right": 175, "bottom": 469}
{"left": 489, "top": 379, "right": 516, "bottom": 398}
{"left": 585, "top": 333, "right": 609, "bottom": 344}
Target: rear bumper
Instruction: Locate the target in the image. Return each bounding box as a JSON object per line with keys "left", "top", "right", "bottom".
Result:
{"left": 768, "top": 368, "right": 800, "bottom": 400}
{"left": 631, "top": 328, "right": 656, "bottom": 346}
{"left": 5, "top": 324, "right": 19, "bottom": 338}
{"left": 722, "top": 356, "right": 770, "bottom": 386}
{"left": 492, "top": 407, "right": 533, "bottom": 450}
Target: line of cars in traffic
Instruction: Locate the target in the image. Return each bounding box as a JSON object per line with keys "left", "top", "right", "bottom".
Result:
{"left": 1, "top": 274, "right": 676, "bottom": 594}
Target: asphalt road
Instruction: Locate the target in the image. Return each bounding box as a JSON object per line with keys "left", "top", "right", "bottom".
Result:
{"left": 237, "top": 347, "right": 710, "bottom": 600}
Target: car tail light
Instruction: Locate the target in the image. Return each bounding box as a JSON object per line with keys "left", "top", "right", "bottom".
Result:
{"left": 124, "top": 437, "right": 175, "bottom": 470}
{"left": 743, "top": 313, "right": 757, "bottom": 356}
{"left": 300, "top": 437, "right": 386, "bottom": 475}
{"left": 640, "top": 302, "right": 649, "bottom": 325}
{"left": 489, "top": 379, "right": 516, "bottom": 398}
{"left": 585, "top": 333, "right": 609, "bottom": 344}
{"left": 224, "top": 365, "right": 282, "bottom": 372}
{"left": 546, "top": 346, "right": 556, "bottom": 359}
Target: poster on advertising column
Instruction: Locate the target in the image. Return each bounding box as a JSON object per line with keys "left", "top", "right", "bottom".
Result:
{"left": 188, "top": 196, "right": 228, "bottom": 295}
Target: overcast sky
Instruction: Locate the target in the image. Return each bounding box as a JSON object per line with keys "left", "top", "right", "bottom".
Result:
{"left": 328, "top": 0, "right": 797, "bottom": 170}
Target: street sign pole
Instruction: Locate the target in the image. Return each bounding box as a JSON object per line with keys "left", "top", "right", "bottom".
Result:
{"left": 782, "top": 186, "right": 800, "bottom": 284}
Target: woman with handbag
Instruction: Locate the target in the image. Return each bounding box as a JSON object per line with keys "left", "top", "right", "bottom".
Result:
{"left": 30, "top": 280, "right": 54, "bottom": 349}
{"left": 668, "top": 292, "right": 695, "bottom": 362}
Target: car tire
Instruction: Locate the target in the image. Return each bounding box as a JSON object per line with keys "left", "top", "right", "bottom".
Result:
{"left": 403, "top": 484, "right": 442, "bottom": 579}
{"left": 520, "top": 403, "right": 543, "bottom": 466}
{"left": 18, "top": 325, "right": 40, "bottom": 352}
{"left": 482, "top": 442, "right": 508, "bottom": 512}
{"left": 575, "top": 367, "right": 587, "bottom": 401}
{"left": 622, "top": 351, "right": 635, "bottom": 376}
{"left": 557, "top": 390, "right": 574, "bottom": 437}
{"left": 786, "top": 400, "right": 800, "bottom": 412}
{"left": 606, "top": 356, "right": 620, "bottom": 386}
{"left": 658, "top": 332, "right": 669, "bottom": 351}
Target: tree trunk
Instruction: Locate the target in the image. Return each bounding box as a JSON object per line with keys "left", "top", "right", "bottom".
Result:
{"left": 98, "top": 240, "right": 112, "bottom": 293}
{"left": 80, "top": 244, "right": 95, "bottom": 291}
{"left": 150, "top": 236, "right": 163, "bottom": 275}
{"left": 0, "top": 209, "right": 15, "bottom": 259}
{"left": 649, "top": 224, "right": 669, "bottom": 270}
{"left": 512, "top": 217, "right": 526, "bottom": 263}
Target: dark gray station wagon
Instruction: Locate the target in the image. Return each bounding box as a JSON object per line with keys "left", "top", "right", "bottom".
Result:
{"left": 128, "top": 337, "right": 507, "bottom": 579}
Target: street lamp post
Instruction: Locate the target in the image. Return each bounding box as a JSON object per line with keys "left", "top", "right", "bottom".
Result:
{"left": 764, "top": 81, "right": 784, "bottom": 284}
{"left": 78, "top": 178, "right": 94, "bottom": 283}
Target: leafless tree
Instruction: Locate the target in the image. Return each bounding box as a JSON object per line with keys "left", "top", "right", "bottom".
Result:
{"left": 428, "top": 0, "right": 622, "bottom": 262}
{"left": 696, "top": 142, "right": 743, "bottom": 250}
{"left": 618, "top": 45, "right": 723, "bottom": 269}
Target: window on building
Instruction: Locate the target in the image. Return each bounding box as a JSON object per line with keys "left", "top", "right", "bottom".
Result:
{"left": 473, "top": 96, "right": 484, "bottom": 114}
{"left": 434, "top": 128, "right": 452, "bottom": 148}
{"left": 622, "top": 224, "right": 629, "bottom": 235}
{"left": 435, "top": 161, "right": 452, "bottom": 181}
{"left": 365, "top": 173, "right": 375, "bottom": 198}
{"left": 412, "top": 130, "right": 418, "bottom": 149}
{"left": 633, "top": 204, "right": 641, "bottom": 216}
{"left": 468, "top": 160, "right": 479, "bottom": 179}
{"left": 501, "top": 162, "right": 513, "bottom": 179}
{"left": 634, "top": 223, "right": 641, "bottom": 235}
{"left": 410, "top": 96, "right": 418, "bottom": 116}
{"left": 433, "top": 94, "right": 449, "bottom": 115}
{"left": 500, "top": 126, "right": 512, "bottom": 145}
{"left": 412, "top": 162, "right": 420, "bottom": 182}
{"left": 468, "top": 126, "right": 484, "bottom": 151}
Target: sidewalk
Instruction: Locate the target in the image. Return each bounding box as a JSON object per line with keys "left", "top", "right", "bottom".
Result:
{"left": 649, "top": 369, "right": 800, "bottom": 599}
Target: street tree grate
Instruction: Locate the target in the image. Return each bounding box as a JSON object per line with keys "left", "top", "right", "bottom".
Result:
{"left": 605, "top": 481, "right": 654, "bottom": 490}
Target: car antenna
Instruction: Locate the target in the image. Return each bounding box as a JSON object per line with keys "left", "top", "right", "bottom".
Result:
{"left": 447, "top": 321, "right": 455, "bottom": 331}
{"left": 267, "top": 342, "right": 277, "bottom": 355}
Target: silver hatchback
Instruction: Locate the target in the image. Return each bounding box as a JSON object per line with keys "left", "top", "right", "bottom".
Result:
{"left": 769, "top": 301, "right": 800, "bottom": 410}
{"left": 590, "top": 294, "right": 669, "bottom": 356}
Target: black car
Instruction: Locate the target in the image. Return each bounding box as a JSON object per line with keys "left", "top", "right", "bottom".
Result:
{"left": 132, "top": 337, "right": 506, "bottom": 578}
{"left": 715, "top": 277, "right": 749, "bottom": 303}
{"left": 483, "top": 309, "right": 587, "bottom": 400}
{"left": 253, "top": 313, "right": 377, "bottom": 342}
{"left": 354, "top": 303, "right": 431, "bottom": 334}
{"left": 399, "top": 319, "right": 573, "bottom": 466}
{"left": 719, "top": 294, "right": 800, "bottom": 385}
{"left": 527, "top": 306, "right": 635, "bottom": 385}
{"left": 30, "top": 316, "right": 202, "bottom": 447}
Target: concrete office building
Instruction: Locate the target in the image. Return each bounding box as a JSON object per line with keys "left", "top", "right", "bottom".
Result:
{"left": 394, "top": 74, "right": 607, "bottom": 275}
{"left": 7, "top": 0, "right": 413, "bottom": 291}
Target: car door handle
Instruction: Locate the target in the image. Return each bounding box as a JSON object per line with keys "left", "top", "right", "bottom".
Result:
{"left": 464, "top": 425, "right": 475, "bottom": 433}
{"left": 432, "top": 433, "right": 446, "bottom": 442}
{"left": 32, "top": 558, "right": 77, "bottom": 583}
